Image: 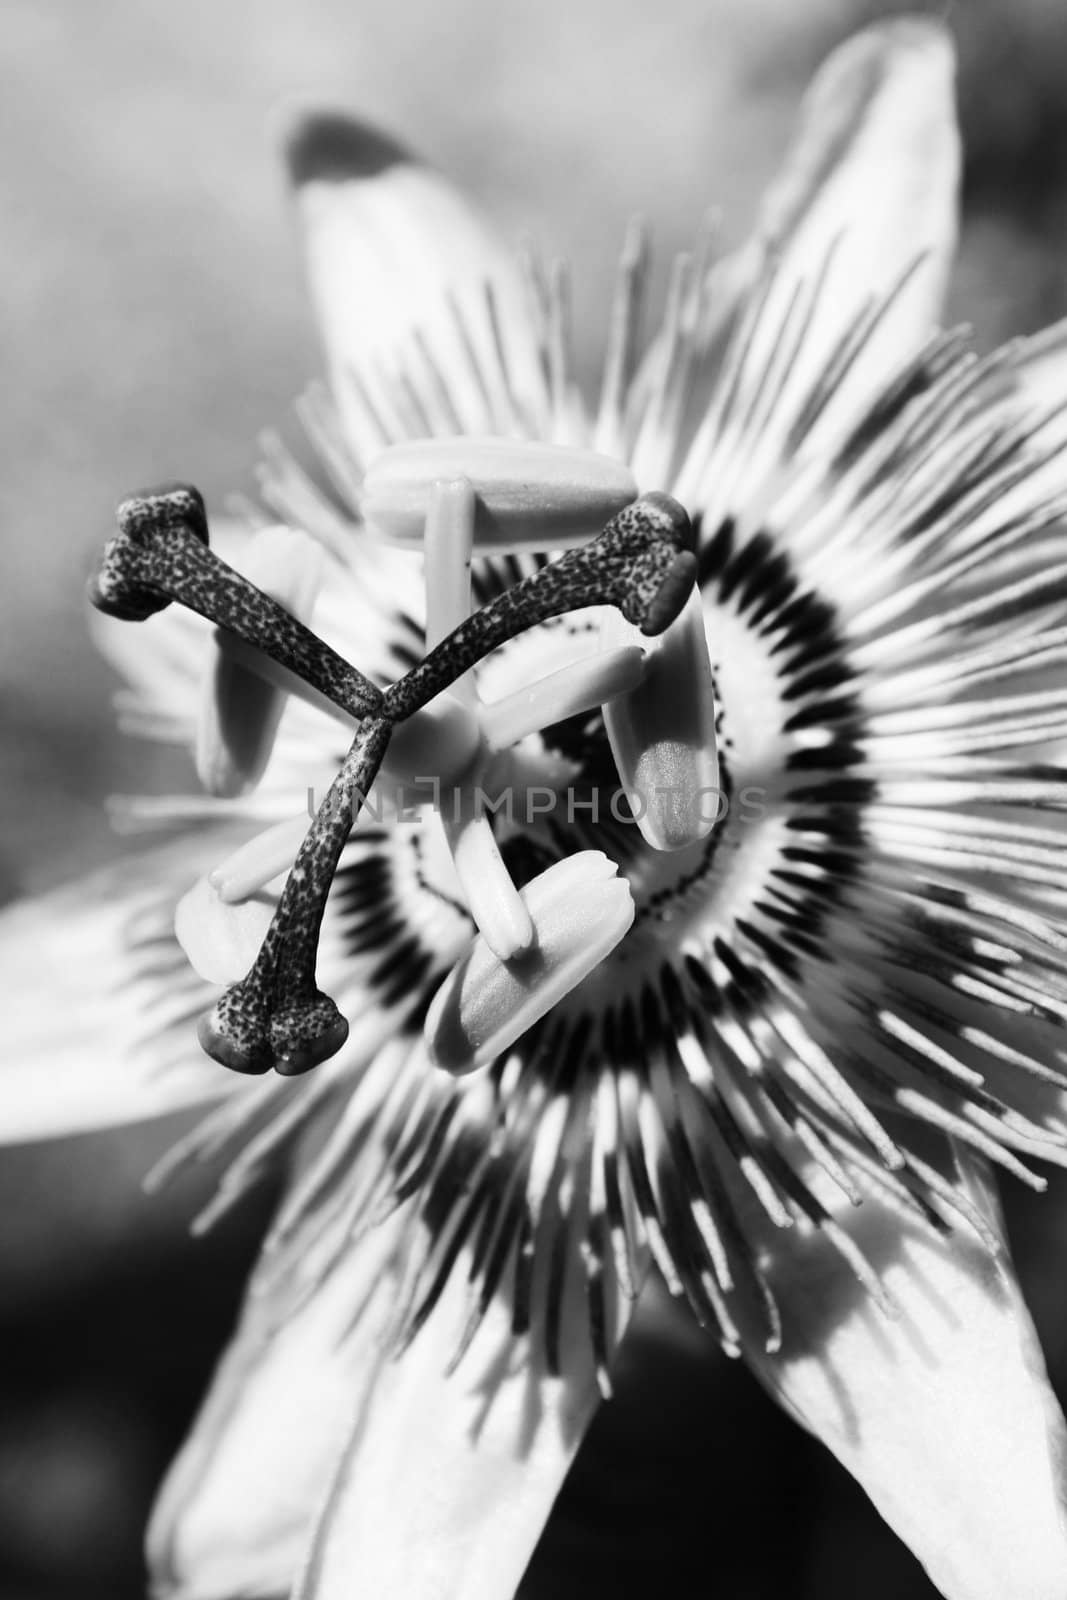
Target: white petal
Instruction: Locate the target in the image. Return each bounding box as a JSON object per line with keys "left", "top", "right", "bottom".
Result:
{"left": 148, "top": 1208, "right": 409, "bottom": 1600}
{"left": 0, "top": 849, "right": 232, "bottom": 1142}
{"left": 285, "top": 112, "right": 545, "bottom": 451}
{"left": 741, "top": 1150, "right": 1067, "bottom": 1600}
{"left": 296, "top": 1235, "right": 629, "bottom": 1600}
{"left": 677, "top": 19, "right": 960, "bottom": 516}
{"left": 759, "top": 18, "right": 958, "bottom": 414}
{"left": 762, "top": 21, "right": 957, "bottom": 278}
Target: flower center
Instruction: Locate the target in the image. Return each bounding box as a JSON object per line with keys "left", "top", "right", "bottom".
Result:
{"left": 90, "top": 476, "right": 702, "bottom": 1076}
{"left": 467, "top": 640, "right": 727, "bottom": 916}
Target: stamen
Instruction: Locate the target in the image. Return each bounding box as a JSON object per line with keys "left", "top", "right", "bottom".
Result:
{"left": 209, "top": 815, "right": 315, "bottom": 903}
{"left": 479, "top": 645, "right": 646, "bottom": 751}
{"left": 602, "top": 585, "right": 719, "bottom": 852}
{"left": 383, "top": 493, "right": 697, "bottom": 723}
{"left": 361, "top": 436, "right": 638, "bottom": 552}
{"left": 412, "top": 475, "right": 530, "bottom": 958}
{"left": 442, "top": 786, "right": 534, "bottom": 962}
{"left": 423, "top": 476, "right": 475, "bottom": 707}
{"left": 426, "top": 852, "right": 635, "bottom": 1075}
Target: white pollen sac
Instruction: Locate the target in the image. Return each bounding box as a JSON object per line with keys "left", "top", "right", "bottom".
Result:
{"left": 602, "top": 587, "right": 719, "bottom": 852}
{"left": 441, "top": 792, "right": 535, "bottom": 962}
{"left": 209, "top": 815, "right": 312, "bottom": 904}
{"left": 360, "top": 436, "right": 637, "bottom": 551}
{"left": 196, "top": 527, "right": 325, "bottom": 799}
{"left": 425, "top": 850, "right": 635, "bottom": 1075}
{"left": 423, "top": 476, "right": 476, "bottom": 659}
{"left": 480, "top": 644, "right": 647, "bottom": 751}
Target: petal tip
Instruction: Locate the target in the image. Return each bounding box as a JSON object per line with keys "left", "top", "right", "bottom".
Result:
{"left": 829, "top": 14, "right": 954, "bottom": 80}
{"left": 871, "top": 14, "right": 953, "bottom": 58}
{"left": 282, "top": 108, "right": 410, "bottom": 188}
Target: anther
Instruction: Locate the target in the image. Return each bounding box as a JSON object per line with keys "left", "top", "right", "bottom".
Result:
{"left": 383, "top": 493, "right": 697, "bottom": 723}
{"left": 426, "top": 852, "right": 635, "bottom": 1075}
{"left": 88, "top": 484, "right": 383, "bottom": 722}
{"left": 362, "top": 436, "right": 638, "bottom": 552}
{"left": 602, "top": 584, "right": 720, "bottom": 852}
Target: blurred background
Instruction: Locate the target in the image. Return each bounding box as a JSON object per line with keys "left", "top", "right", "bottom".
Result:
{"left": 2, "top": 0, "right": 1067, "bottom": 1595}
